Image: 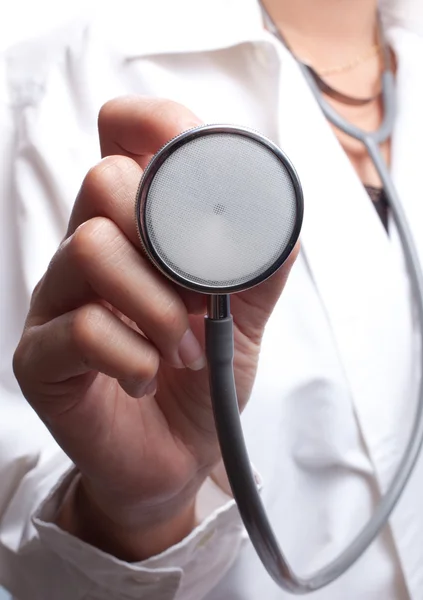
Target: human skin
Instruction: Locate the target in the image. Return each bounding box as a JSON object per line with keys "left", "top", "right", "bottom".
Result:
{"left": 13, "top": 97, "right": 298, "bottom": 560}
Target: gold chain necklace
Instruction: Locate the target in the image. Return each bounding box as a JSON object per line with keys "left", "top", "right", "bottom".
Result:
{"left": 260, "top": 3, "right": 387, "bottom": 106}
{"left": 318, "top": 44, "right": 381, "bottom": 76}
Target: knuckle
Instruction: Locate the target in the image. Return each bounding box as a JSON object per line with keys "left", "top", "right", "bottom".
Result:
{"left": 12, "top": 338, "right": 27, "bottom": 384}
{"left": 76, "top": 156, "right": 140, "bottom": 237}
{"left": 69, "top": 217, "right": 119, "bottom": 266}
{"left": 70, "top": 303, "right": 106, "bottom": 353}
{"left": 154, "top": 294, "right": 185, "bottom": 336}
{"left": 31, "top": 275, "right": 45, "bottom": 299}
{"left": 28, "top": 273, "right": 47, "bottom": 311}
{"left": 133, "top": 346, "right": 160, "bottom": 382}
{"left": 82, "top": 156, "right": 131, "bottom": 203}
{"left": 82, "top": 161, "right": 106, "bottom": 198}
{"left": 142, "top": 344, "right": 160, "bottom": 376}
{"left": 12, "top": 329, "right": 36, "bottom": 390}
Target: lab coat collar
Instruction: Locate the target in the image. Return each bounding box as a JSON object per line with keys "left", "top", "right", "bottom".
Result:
{"left": 98, "top": 0, "right": 268, "bottom": 59}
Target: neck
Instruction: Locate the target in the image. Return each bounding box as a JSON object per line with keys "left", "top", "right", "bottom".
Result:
{"left": 260, "top": 0, "right": 379, "bottom": 69}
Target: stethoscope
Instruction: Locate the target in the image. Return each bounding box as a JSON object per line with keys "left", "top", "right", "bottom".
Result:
{"left": 134, "top": 10, "right": 423, "bottom": 595}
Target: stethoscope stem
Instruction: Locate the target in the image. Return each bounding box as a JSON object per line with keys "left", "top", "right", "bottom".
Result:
{"left": 207, "top": 295, "right": 231, "bottom": 320}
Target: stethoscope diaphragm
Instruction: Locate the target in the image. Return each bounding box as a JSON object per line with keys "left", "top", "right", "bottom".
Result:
{"left": 136, "top": 125, "right": 303, "bottom": 294}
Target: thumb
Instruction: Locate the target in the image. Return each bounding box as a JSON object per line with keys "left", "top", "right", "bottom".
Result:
{"left": 231, "top": 242, "right": 300, "bottom": 343}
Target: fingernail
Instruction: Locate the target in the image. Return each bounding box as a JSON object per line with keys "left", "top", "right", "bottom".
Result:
{"left": 178, "top": 329, "right": 206, "bottom": 371}
{"left": 120, "top": 378, "right": 155, "bottom": 398}
{"left": 144, "top": 379, "right": 157, "bottom": 396}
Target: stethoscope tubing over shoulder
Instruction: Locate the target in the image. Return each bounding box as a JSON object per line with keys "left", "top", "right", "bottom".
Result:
{"left": 210, "top": 5, "right": 423, "bottom": 593}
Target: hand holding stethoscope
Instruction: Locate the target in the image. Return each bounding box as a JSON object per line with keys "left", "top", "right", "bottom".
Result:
{"left": 13, "top": 97, "right": 298, "bottom": 568}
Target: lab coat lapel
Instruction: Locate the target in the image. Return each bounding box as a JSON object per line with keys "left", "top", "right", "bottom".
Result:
{"left": 275, "top": 47, "right": 417, "bottom": 493}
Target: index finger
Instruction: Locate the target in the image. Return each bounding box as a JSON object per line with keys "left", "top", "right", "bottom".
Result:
{"left": 98, "top": 95, "right": 202, "bottom": 168}
{"left": 67, "top": 96, "right": 202, "bottom": 237}
{"left": 66, "top": 96, "right": 205, "bottom": 314}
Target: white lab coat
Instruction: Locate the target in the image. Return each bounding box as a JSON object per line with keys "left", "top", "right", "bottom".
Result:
{"left": 0, "top": 1, "right": 423, "bottom": 598}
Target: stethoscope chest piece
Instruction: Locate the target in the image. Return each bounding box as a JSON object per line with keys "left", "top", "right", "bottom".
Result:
{"left": 135, "top": 125, "right": 303, "bottom": 295}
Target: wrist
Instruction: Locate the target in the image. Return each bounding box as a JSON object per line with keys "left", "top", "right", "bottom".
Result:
{"left": 56, "top": 473, "right": 197, "bottom": 561}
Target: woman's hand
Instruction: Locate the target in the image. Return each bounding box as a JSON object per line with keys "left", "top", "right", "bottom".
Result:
{"left": 13, "top": 96, "right": 298, "bottom": 560}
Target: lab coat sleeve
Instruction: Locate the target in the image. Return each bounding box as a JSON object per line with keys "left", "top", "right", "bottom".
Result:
{"left": 0, "top": 35, "right": 248, "bottom": 600}
{"left": 0, "top": 445, "right": 245, "bottom": 600}
{"left": 1, "top": 464, "right": 245, "bottom": 600}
